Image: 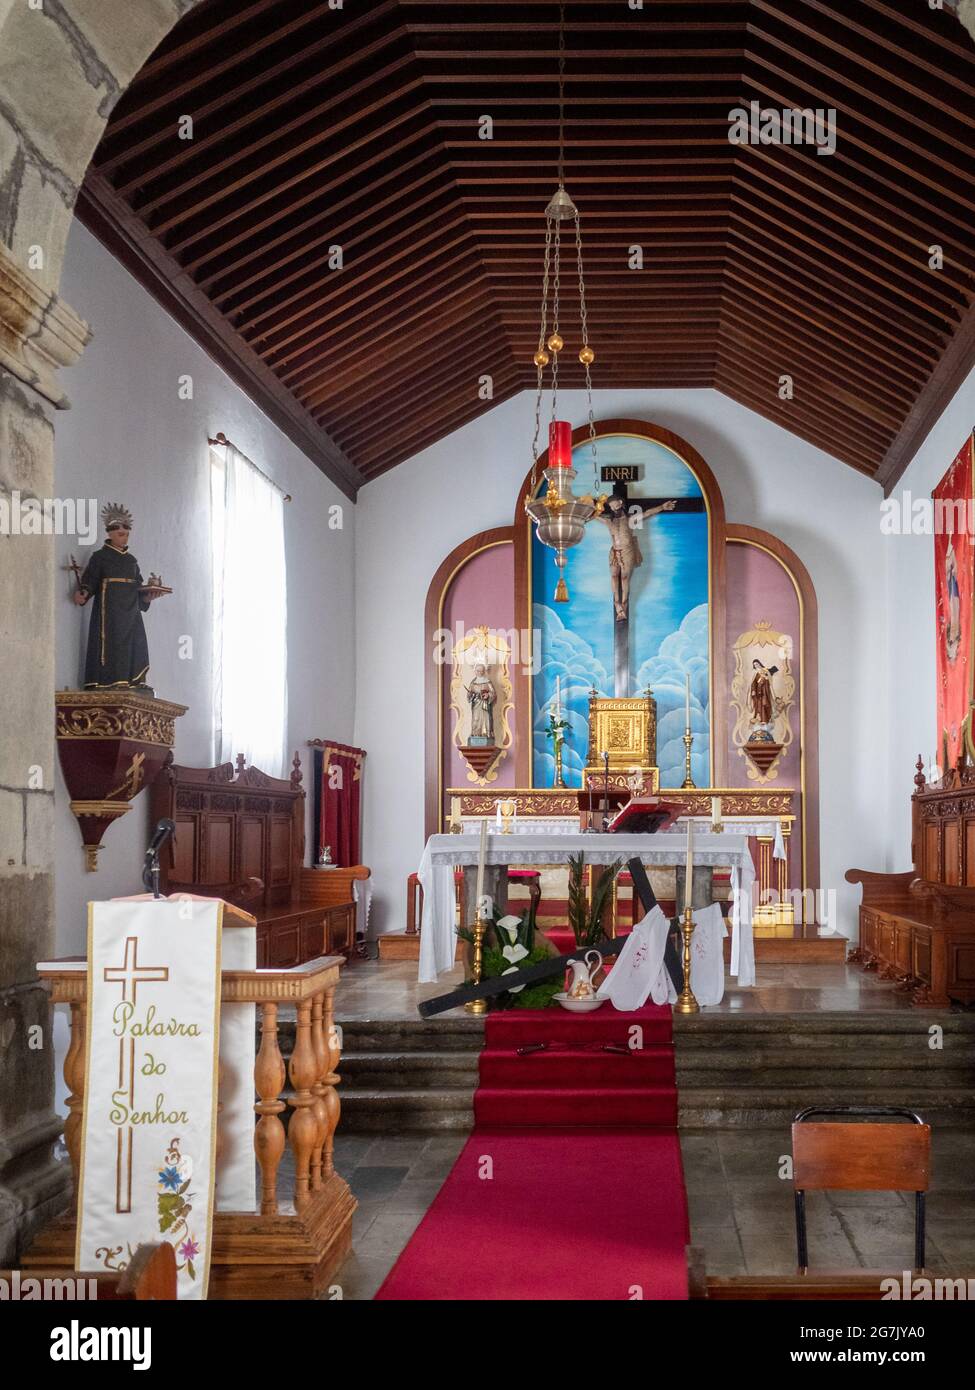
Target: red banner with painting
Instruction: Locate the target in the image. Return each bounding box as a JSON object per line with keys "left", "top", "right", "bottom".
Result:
{"left": 934, "top": 435, "right": 975, "bottom": 769}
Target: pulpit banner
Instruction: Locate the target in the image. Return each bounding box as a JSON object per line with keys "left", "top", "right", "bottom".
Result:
{"left": 76, "top": 900, "right": 223, "bottom": 1301}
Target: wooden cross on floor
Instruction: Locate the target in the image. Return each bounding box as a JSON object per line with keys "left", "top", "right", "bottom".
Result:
{"left": 598, "top": 474, "right": 706, "bottom": 696}
{"left": 103, "top": 936, "right": 169, "bottom": 1214}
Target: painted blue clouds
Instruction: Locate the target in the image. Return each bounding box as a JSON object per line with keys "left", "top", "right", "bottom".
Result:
{"left": 532, "top": 605, "right": 608, "bottom": 786}
{"left": 635, "top": 603, "right": 710, "bottom": 787}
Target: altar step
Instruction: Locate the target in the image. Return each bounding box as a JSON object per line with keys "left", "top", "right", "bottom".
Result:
{"left": 375, "top": 929, "right": 848, "bottom": 965}
{"left": 672, "top": 1013, "right": 975, "bottom": 1129}
{"left": 283, "top": 1012, "right": 975, "bottom": 1134}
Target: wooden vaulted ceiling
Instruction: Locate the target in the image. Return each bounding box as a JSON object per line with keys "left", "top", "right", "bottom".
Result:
{"left": 78, "top": 0, "right": 975, "bottom": 498}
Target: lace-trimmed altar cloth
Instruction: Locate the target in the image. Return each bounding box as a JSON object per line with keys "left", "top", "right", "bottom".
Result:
{"left": 416, "top": 832, "right": 756, "bottom": 987}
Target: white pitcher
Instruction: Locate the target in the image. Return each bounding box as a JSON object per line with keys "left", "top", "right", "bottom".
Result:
{"left": 566, "top": 949, "right": 603, "bottom": 999}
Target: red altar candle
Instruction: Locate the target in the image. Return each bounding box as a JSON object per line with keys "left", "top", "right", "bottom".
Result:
{"left": 548, "top": 420, "right": 573, "bottom": 469}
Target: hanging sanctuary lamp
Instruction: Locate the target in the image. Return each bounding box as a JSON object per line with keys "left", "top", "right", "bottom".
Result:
{"left": 524, "top": 3, "right": 604, "bottom": 603}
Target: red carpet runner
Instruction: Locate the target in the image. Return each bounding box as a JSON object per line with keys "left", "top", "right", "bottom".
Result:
{"left": 375, "top": 1003, "right": 689, "bottom": 1300}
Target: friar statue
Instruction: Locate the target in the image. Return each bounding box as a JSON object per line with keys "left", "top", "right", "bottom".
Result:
{"left": 465, "top": 663, "right": 497, "bottom": 747}
{"left": 73, "top": 502, "right": 167, "bottom": 692}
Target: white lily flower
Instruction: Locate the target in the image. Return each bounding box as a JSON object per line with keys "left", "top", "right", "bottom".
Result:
{"left": 502, "top": 965, "right": 525, "bottom": 995}
{"left": 496, "top": 914, "right": 522, "bottom": 940}
{"left": 502, "top": 943, "right": 528, "bottom": 965}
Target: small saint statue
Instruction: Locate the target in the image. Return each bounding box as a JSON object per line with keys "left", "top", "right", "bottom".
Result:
{"left": 748, "top": 659, "right": 779, "bottom": 735}
{"left": 72, "top": 502, "right": 169, "bottom": 692}
{"left": 465, "top": 663, "right": 497, "bottom": 746}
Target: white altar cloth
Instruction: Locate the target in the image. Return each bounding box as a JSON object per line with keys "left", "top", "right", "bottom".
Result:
{"left": 416, "top": 831, "right": 756, "bottom": 987}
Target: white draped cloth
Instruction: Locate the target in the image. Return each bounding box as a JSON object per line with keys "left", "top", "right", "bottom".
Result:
{"left": 597, "top": 901, "right": 728, "bottom": 1010}
{"left": 415, "top": 831, "right": 756, "bottom": 986}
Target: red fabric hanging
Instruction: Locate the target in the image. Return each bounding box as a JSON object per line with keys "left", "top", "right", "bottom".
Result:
{"left": 318, "top": 741, "right": 365, "bottom": 867}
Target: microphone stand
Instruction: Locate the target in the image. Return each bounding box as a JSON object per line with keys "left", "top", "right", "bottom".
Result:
{"left": 142, "top": 819, "right": 176, "bottom": 899}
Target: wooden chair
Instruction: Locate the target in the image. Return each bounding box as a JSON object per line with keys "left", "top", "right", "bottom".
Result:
{"left": 792, "top": 1105, "right": 931, "bottom": 1273}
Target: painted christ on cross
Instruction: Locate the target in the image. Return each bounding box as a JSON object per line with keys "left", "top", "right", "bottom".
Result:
{"left": 594, "top": 478, "right": 707, "bottom": 696}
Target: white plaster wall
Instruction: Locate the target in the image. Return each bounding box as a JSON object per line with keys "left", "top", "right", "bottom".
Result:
{"left": 354, "top": 388, "right": 890, "bottom": 942}
{"left": 883, "top": 365, "right": 975, "bottom": 861}
{"left": 53, "top": 224, "right": 356, "bottom": 956}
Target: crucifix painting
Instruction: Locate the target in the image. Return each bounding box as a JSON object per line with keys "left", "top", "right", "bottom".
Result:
{"left": 531, "top": 433, "right": 710, "bottom": 788}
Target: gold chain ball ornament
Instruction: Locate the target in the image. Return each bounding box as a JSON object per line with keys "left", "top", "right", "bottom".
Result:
{"left": 579, "top": 345, "right": 595, "bottom": 365}
{"left": 547, "top": 332, "right": 564, "bottom": 353}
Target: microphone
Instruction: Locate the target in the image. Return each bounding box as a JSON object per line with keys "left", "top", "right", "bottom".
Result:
{"left": 143, "top": 819, "right": 176, "bottom": 897}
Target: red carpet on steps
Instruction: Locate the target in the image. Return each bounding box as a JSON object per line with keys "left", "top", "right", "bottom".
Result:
{"left": 374, "top": 1003, "right": 689, "bottom": 1301}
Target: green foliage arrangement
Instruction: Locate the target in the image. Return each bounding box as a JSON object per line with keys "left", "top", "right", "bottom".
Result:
{"left": 566, "top": 853, "right": 623, "bottom": 948}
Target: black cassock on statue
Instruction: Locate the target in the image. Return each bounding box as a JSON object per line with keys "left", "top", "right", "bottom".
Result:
{"left": 80, "top": 544, "right": 152, "bottom": 690}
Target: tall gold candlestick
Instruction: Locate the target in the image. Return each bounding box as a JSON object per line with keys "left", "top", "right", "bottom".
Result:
{"left": 682, "top": 727, "right": 696, "bottom": 789}
{"left": 674, "top": 905, "right": 700, "bottom": 1014}
{"left": 465, "top": 913, "right": 488, "bottom": 1015}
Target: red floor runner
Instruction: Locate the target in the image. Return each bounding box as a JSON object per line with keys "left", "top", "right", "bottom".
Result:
{"left": 375, "top": 1004, "right": 689, "bottom": 1301}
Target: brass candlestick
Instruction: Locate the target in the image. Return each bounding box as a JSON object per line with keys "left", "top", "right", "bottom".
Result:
{"left": 553, "top": 737, "right": 566, "bottom": 789}
{"left": 465, "top": 913, "right": 489, "bottom": 1015}
{"left": 682, "top": 728, "right": 696, "bottom": 789}
{"left": 674, "top": 905, "right": 700, "bottom": 1014}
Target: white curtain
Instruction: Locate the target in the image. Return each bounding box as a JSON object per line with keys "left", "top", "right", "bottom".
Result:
{"left": 210, "top": 443, "right": 288, "bottom": 777}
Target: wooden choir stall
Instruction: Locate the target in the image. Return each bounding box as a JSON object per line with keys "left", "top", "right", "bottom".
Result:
{"left": 150, "top": 753, "right": 368, "bottom": 966}
{"left": 847, "top": 757, "right": 975, "bottom": 1006}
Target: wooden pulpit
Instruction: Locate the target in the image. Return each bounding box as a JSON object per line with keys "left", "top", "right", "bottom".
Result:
{"left": 26, "top": 903, "right": 356, "bottom": 1299}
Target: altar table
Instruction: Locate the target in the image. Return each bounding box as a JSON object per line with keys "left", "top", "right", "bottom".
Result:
{"left": 416, "top": 831, "right": 757, "bottom": 987}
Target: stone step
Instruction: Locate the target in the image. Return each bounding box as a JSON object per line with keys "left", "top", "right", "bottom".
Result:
{"left": 342, "top": 1051, "right": 480, "bottom": 1089}
{"left": 677, "top": 1087, "right": 975, "bottom": 1130}
{"left": 340, "top": 1088, "right": 474, "bottom": 1133}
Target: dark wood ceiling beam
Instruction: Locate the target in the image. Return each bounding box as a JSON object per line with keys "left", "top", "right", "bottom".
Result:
{"left": 238, "top": 183, "right": 466, "bottom": 346}
{"left": 723, "top": 258, "right": 941, "bottom": 379}
{"left": 720, "top": 281, "right": 927, "bottom": 403}
{"left": 713, "top": 369, "right": 879, "bottom": 476}
{"left": 75, "top": 172, "right": 362, "bottom": 499}
{"left": 184, "top": 122, "right": 443, "bottom": 280}
{"left": 205, "top": 157, "right": 449, "bottom": 307}
{"left": 755, "top": 0, "right": 975, "bottom": 120}
{"left": 266, "top": 257, "right": 492, "bottom": 378}
{"left": 299, "top": 286, "right": 504, "bottom": 407}
{"left": 716, "top": 318, "right": 901, "bottom": 454}
{"left": 160, "top": 102, "right": 432, "bottom": 255}
{"left": 259, "top": 214, "right": 489, "bottom": 369}
{"left": 728, "top": 196, "right": 964, "bottom": 326}
{"left": 320, "top": 322, "right": 519, "bottom": 435}
{"left": 737, "top": 145, "right": 975, "bottom": 284}
{"left": 98, "top": 1, "right": 399, "bottom": 161}
{"left": 354, "top": 382, "right": 528, "bottom": 481}
{"left": 711, "top": 282, "right": 913, "bottom": 426}
{"left": 132, "top": 60, "right": 423, "bottom": 224}
{"left": 875, "top": 300, "right": 975, "bottom": 493}
{"left": 748, "top": 9, "right": 975, "bottom": 152}
{"left": 725, "top": 225, "right": 953, "bottom": 357}
{"left": 832, "top": 0, "right": 975, "bottom": 64}
{"left": 743, "top": 64, "right": 975, "bottom": 212}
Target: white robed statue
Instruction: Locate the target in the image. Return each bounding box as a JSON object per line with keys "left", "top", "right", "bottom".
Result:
{"left": 466, "top": 663, "right": 497, "bottom": 747}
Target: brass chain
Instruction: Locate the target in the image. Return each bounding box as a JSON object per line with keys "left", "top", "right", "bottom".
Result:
{"left": 530, "top": 215, "right": 555, "bottom": 500}
{"left": 575, "top": 209, "right": 598, "bottom": 487}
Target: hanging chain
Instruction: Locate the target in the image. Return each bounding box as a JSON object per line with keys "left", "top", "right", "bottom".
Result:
{"left": 550, "top": 219, "right": 561, "bottom": 425}
{"left": 575, "top": 209, "right": 598, "bottom": 487}
{"left": 557, "top": 1, "right": 566, "bottom": 189}
{"left": 530, "top": 215, "right": 555, "bottom": 497}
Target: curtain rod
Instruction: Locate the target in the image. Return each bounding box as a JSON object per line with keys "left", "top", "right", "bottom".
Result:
{"left": 208, "top": 432, "right": 292, "bottom": 502}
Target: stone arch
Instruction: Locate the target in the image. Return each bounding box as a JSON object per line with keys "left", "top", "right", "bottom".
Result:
{"left": 0, "top": 0, "right": 202, "bottom": 1263}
